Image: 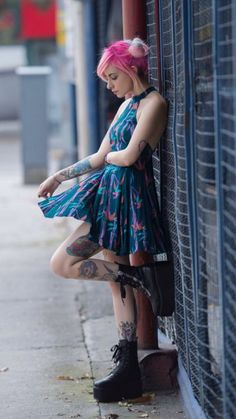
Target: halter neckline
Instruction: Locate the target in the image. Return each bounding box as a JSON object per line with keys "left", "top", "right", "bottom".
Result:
{"left": 132, "top": 86, "right": 156, "bottom": 103}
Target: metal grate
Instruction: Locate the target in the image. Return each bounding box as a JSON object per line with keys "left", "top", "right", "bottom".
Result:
{"left": 216, "top": 2, "right": 236, "bottom": 417}
{"left": 146, "top": 0, "right": 161, "bottom": 201}
{"left": 192, "top": 1, "right": 223, "bottom": 416}
{"left": 157, "top": 0, "right": 202, "bottom": 400}
{"left": 147, "top": 0, "right": 236, "bottom": 418}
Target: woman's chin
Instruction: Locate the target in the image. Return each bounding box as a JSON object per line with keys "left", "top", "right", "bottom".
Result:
{"left": 116, "top": 92, "right": 126, "bottom": 99}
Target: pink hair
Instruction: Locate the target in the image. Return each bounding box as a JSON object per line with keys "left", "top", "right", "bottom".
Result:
{"left": 97, "top": 39, "right": 149, "bottom": 81}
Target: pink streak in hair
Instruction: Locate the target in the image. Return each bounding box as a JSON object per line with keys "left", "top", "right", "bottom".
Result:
{"left": 97, "top": 40, "right": 148, "bottom": 81}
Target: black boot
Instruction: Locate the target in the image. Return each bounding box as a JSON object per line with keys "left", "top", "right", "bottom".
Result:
{"left": 116, "top": 261, "right": 175, "bottom": 317}
{"left": 93, "top": 339, "right": 142, "bottom": 402}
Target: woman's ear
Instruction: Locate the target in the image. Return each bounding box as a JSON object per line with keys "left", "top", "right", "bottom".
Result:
{"left": 131, "top": 65, "right": 138, "bottom": 74}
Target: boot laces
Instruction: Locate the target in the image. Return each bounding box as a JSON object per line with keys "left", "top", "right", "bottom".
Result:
{"left": 111, "top": 344, "right": 122, "bottom": 364}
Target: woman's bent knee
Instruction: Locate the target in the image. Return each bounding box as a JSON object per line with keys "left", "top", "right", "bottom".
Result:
{"left": 50, "top": 252, "right": 70, "bottom": 278}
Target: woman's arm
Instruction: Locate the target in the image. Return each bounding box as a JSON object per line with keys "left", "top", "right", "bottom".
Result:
{"left": 38, "top": 135, "right": 111, "bottom": 198}
{"left": 52, "top": 99, "right": 132, "bottom": 183}
{"left": 54, "top": 142, "right": 109, "bottom": 183}
{"left": 106, "top": 94, "right": 167, "bottom": 167}
{"left": 38, "top": 100, "right": 129, "bottom": 198}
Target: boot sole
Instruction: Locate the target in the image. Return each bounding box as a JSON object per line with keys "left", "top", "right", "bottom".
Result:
{"left": 93, "top": 380, "right": 142, "bottom": 403}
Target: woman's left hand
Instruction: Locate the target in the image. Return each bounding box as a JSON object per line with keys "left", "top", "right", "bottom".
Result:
{"left": 38, "top": 175, "right": 61, "bottom": 198}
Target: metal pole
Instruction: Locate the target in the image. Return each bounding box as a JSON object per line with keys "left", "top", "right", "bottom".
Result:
{"left": 72, "top": 0, "right": 89, "bottom": 160}
{"left": 122, "top": 0, "right": 158, "bottom": 350}
{"left": 84, "top": 0, "right": 99, "bottom": 153}
{"left": 130, "top": 253, "right": 158, "bottom": 349}
{"left": 122, "top": 0, "right": 146, "bottom": 40}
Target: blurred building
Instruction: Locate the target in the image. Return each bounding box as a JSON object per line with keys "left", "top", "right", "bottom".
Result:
{"left": 0, "top": 0, "right": 57, "bottom": 122}
{"left": 0, "top": 0, "right": 23, "bottom": 120}
{"left": 20, "top": 0, "right": 57, "bottom": 65}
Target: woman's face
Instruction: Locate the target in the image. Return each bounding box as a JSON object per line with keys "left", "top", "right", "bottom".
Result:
{"left": 104, "top": 65, "right": 134, "bottom": 98}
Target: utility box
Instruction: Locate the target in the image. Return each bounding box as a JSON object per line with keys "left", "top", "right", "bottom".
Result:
{"left": 16, "top": 66, "right": 51, "bottom": 184}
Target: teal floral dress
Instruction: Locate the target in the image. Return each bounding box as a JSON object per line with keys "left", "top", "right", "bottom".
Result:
{"left": 38, "top": 86, "right": 167, "bottom": 256}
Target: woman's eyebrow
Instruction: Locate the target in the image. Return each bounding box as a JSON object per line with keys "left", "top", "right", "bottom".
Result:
{"left": 108, "top": 72, "right": 117, "bottom": 77}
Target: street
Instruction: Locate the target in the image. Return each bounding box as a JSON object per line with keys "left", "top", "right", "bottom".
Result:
{"left": 0, "top": 131, "right": 186, "bottom": 419}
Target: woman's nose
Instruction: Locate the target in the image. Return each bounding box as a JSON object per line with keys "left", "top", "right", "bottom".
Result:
{"left": 107, "top": 80, "right": 113, "bottom": 90}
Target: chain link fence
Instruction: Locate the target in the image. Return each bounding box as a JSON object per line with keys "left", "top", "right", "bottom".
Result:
{"left": 147, "top": 1, "right": 236, "bottom": 418}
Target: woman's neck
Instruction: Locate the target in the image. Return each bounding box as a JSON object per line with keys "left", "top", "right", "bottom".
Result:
{"left": 131, "top": 81, "right": 150, "bottom": 97}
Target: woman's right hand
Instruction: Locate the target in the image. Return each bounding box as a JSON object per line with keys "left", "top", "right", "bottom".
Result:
{"left": 38, "top": 175, "right": 61, "bottom": 198}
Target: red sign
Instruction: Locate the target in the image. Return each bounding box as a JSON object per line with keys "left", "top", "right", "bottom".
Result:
{"left": 21, "top": 0, "right": 56, "bottom": 39}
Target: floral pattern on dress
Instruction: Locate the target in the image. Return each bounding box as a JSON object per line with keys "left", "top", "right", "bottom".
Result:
{"left": 38, "top": 87, "right": 167, "bottom": 256}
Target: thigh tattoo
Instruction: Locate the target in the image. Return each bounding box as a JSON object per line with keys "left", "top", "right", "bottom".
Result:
{"left": 66, "top": 235, "right": 99, "bottom": 258}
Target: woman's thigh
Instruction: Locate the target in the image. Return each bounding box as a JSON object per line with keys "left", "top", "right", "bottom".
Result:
{"left": 50, "top": 221, "right": 102, "bottom": 276}
{"left": 102, "top": 249, "right": 129, "bottom": 265}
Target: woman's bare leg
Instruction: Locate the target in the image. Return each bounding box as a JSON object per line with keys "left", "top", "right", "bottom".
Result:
{"left": 50, "top": 225, "right": 160, "bottom": 341}
{"left": 50, "top": 223, "right": 137, "bottom": 342}
{"left": 103, "top": 249, "right": 137, "bottom": 342}
{"left": 50, "top": 222, "right": 120, "bottom": 281}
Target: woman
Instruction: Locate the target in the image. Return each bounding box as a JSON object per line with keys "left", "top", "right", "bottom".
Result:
{"left": 38, "top": 38, "right": 168, "bottom": 403}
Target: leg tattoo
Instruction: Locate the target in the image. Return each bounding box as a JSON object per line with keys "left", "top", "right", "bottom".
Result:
{"left": 118, "top": 321, "right": 137, "bottom": 342}
{"left": 102, "top": 263, "right": 118, "bottom": 281}
{"left": 78, "top": 260, "right": 98, "bottom": 278}
{"left": 77, "top": 260, "right": 118, "bottom": 281}
{"left": 66, "top": 235, "right": 99, "bottom": 258}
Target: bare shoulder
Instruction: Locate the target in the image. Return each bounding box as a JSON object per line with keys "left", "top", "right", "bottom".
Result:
{"left": 144, "top": 91, "right": 167, "bottom": 112}
{"left": 137, "top": 91, "right": 167, "bottom": 121}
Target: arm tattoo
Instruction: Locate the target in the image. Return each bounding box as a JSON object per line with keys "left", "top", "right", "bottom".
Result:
{"left": 59, "top": 157, "right": 92, "bottom": 181}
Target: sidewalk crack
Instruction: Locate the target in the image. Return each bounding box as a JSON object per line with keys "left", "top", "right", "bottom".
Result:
{"left": 77, "top": 304, "right": 101, "bottom": 417}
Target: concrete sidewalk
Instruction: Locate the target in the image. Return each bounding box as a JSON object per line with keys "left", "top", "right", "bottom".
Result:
{"left": 0, "top": 133, "right": 186, "bottom": 419}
